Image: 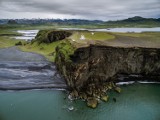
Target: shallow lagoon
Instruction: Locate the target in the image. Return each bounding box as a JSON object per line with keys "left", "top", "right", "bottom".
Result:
{"left": 0, "top": 83, "right": 160, "bottom": 120}
{"left": 13, "top": 30, "right": 39, "bottom": 41}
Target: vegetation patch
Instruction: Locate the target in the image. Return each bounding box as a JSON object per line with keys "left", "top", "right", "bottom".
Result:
{"left": 55, "top": 40, "right": 75, "bottom": 62}
{"left": 19, "top": 40, "right": 64, "bottom": 62}
{"left": 70, "top": 31, "right": 115, "bottom": 41}
{"left": 114, "top": 32, "right": 160, "bottom": 42}
{"left": 34, "top": 30, "right": 72, "bottom": 44}
{"left": 0, "top": 37, "right": 22, "bottom": 48}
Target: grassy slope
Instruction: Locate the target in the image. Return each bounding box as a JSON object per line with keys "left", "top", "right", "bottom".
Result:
{"left": 0, "top": 28, "right": 23, "bottom": 48}
{"left": 0, "top": 37, "right": 21, "bottom": 48}
{"left": 19, "top": 41, "right": 63, "bottom": 61}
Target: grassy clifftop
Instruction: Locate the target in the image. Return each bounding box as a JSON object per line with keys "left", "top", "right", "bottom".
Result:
{"left": 20, "top": 30, "right": 117, "bottom": 61}
{"left": 20, "top": 30, "right": 72, "bottom": 61}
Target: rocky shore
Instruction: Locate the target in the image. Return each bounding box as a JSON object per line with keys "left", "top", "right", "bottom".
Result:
{"left": 22, "top": 29, "right": 160, "bottom": 108}
{"left": 55, "top": 42, "right": 160, "bottom": 108}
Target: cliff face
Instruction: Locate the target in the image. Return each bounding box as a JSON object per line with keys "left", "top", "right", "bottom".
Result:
{"left": 35, "top": 30, "right": 72, "bottom": 44}
{"left": 55, "top": 44, "right": 160, "bottom": 91}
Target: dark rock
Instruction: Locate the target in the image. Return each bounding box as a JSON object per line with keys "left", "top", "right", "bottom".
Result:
{"left": 15, "top": 41, "right": 22, "bottom": 46}
{"left": 115, "top": 87, "right": 121, "bottom": 93}
{"left": 55, "top": 44, "right": 160, "bottom": 108}
{"left": 101, "top": 95, "right": 109, "bottom": 102}
{"left": 70, "top": 90, "right": 79, "bottom": 98}
{"left": 87, "top": 97, "right": 98, "bottom": 108}
{"left": 35, "top": 30, "right": 72, "bottom": 44}
{"left": 113, "top": 98, "right": 117, "bottom": 102}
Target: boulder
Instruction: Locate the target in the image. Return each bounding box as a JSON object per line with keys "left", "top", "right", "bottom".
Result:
{"left": 87, "top": 98, "right": 98, "bottom": 108}
{"left": 101, "top": 95, "right": 109, "bottom": 102}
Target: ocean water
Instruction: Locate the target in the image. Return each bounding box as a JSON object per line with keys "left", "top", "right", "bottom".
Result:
{"left": 0, "top": 83, "right": 159, "bottom": 120}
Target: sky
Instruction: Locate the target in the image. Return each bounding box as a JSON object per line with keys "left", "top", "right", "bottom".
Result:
{"left": 0, "top": 0, "right": 160, "bottom": 20}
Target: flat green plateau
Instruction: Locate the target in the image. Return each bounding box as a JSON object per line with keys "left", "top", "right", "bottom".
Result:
{"left": 69, "top": 31, "right": 160, "bottom": 49}
{"left": 70, "top": 31, "right": 115, "bottom": 41}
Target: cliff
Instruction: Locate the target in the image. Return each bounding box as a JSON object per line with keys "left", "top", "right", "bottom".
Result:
{"left": 55, "top": 40, "right": 160, "bottom": 108}
{"left": 34, "top": 30, "right": 72, "bottom": 44}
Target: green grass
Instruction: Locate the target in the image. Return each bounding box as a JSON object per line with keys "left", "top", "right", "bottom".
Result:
{"left": 114, "top": 32, "right": 160, "bottom": 41}
{"left": 19, "top": 40, "right": 63, "bottom": 61}
{"left": 70, "top": 31, "right": 115, "bottom": 41}
{"left": 0, "top": 36, "right": 22, "bottom": 48}
{"left": 56, "top": 40, "right": 75, "bottom": 62}
{"left": 0, "top": 26, "right": 23, "bottom": 48}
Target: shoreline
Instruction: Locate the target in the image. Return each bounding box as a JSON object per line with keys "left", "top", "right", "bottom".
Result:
{"left": 0, "top": 81, "right": 160, "bottom": 91}
{"left": 0, "top": 47, "right": 67, "bottom": 91}
{"left": 0, "top": 48, "right": 159, "bottom": 91}
{"left": 0, "top": 84, "right": 68, "bottom": 91}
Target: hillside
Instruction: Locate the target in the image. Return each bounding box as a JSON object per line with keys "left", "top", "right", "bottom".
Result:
{"left": 104, "top": 16, "right": 160, "bottom": 27}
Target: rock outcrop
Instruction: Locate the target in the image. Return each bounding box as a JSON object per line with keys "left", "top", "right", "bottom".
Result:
{"left": 55, "top": 41, "right": 160, "bottom": 108}
{"left": 35, "top": 30, "right": 72, "bottom": 44}
{"left": 56, "top": 45, "right": 160, "bottom": 87}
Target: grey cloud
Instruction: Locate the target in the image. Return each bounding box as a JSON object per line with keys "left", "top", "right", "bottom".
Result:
{"left": 0, "top": 0, "right": 159, "bottom": 20}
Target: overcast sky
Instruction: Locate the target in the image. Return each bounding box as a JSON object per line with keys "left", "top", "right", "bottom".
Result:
{"left": 0, "top": 0, "right": 160, "bottom": 20}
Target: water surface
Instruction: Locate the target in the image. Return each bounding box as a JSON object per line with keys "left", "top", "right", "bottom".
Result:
{"left": 0, "top": 83, "right": 159, "bottom": 120}
{"left": 13, "top": 30, "right": 39, "bottom": 41}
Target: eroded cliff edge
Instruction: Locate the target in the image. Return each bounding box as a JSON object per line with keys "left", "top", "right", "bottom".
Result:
{"left": 55, "top": 41, "right": 160, "bottom": 108}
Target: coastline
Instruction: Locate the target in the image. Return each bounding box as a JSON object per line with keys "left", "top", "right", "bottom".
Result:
{"left": 0, "top": 47, "right": 67, "bottom": 91}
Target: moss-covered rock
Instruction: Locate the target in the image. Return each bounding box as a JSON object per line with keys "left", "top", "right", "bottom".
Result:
{"left": 101, "top": 95, "right": 109, "bottom": 102}
{"left": 70, "top": 90, "right": 79, "bottom": 98}
{"left": 34, "top": 30, "right": 72, "bottom": 44}
{"left": 115, "top": 87, "right": 121, "bottom": 93}
{"left": 87, "top": 98, "right": 98, "bottom": 108}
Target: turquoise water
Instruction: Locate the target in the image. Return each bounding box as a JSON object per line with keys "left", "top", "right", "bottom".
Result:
{"left": 0, "top": 83, "right": 160, "bottom": 120}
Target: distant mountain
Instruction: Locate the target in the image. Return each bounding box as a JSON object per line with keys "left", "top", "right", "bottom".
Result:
{"left": 0, "top": 16, "right": 159, "bottom": 27}
{"left": 0, "top": 19, "right": 103, "bottom": 25}
{"left": 121, "top": 16, "right": 160, "bottom": 22}
{"left": 107, "top": 16, "right": 160, "bottom": 23}
{"left": 105, "top": 16, "right": 160, "bottom": 27}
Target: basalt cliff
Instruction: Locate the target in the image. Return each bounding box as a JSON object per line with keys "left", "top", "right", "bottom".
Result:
{"left": 34, "top": 30, "right": 160, "bottom": 108}
{"left": 55, "top": 41, "right": 160, "bottom": 108}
